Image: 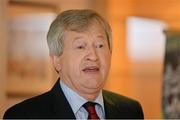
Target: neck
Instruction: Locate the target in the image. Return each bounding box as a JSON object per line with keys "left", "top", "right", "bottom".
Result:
{"left": 61, "top": 79, "right": 101, "bottom": 101}
{"left": 79, "top": 91, "right": 100, "bottom": 101}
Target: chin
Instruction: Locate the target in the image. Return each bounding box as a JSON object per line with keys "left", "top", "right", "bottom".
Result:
{"left": 82, "top": 86, "right": 102, "bottom": 95}
{"left": 81, "top": 76, "right": 105, "bottom": 87}
{"left": 87, "top": 80, "right": 104, "bottom": 89}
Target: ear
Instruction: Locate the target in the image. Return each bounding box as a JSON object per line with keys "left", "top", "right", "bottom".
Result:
{"left": 50, "top": 55, "right": 61, "bottom": 72}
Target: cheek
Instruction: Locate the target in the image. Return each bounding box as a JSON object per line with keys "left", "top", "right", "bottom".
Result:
{"left": 103, "top": 58, "right": 111, "bottom": 73}
{"left": 101, "top": 52, "right": 111, "bottom": 67}
{"left": 60, "top": 54, "right": 74, "bottom": 74}
{"left": 66, "top": 55, "right": 83, "bottom": 75}
{"left": 99, "top": 56, "right": 111, "bottom": 77}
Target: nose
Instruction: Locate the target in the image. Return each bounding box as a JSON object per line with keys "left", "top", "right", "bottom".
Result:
{"left": 86, "top": 46, "right": 98, "bottom": 62}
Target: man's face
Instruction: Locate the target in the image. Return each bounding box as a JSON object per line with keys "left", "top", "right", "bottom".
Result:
{"left": 54, "top": 21, "right": 111, "bottom": 99}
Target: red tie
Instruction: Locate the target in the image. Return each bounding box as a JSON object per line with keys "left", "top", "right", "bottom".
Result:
{"left": 83, "top": 102, "right": 100, "bottom": 119}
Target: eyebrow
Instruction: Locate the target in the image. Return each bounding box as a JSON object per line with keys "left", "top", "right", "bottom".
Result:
{"left": 74, "top": 36, "right": 84, "bottom": 40}
{"left": 72, "top": 34, "right": 106, "bottom": 44}
{"left": 96, "top": 35, "right": 106, "bottom": 42}
{"left": 97, "top": 35, "right": 105, "bottom": 38}
{"left": 73, "top": 36, "right": 83, "bottom": 42}
{"left": 72, "top": 36, "right": 85, "bottom": 45}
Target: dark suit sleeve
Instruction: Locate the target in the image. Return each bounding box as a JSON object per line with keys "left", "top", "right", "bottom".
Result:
{"left": 3, "top": 108, "right": 11, "bottom": 119}
{"left": 103, "top": 90, "right": 144, "bottom": 119}
{"left": 3, "top": 80, "right": 76, "bottom": 119}
{"left": 3, "top": 106, "right": 21, "bottom": 119}
{"left": 135, "top": 101, "right": 144, "bottom": 119}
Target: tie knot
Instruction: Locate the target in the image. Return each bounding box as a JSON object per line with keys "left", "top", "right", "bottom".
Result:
{"left": 83, "top": 102, "right": 96, "bottom": 108}
{"left": 83, "top": 102, "right": 99, "bottom": 119}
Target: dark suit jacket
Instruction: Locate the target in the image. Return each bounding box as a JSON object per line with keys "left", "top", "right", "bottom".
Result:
{"left": 3, "top": 79, "right": 144, "bottom": 119}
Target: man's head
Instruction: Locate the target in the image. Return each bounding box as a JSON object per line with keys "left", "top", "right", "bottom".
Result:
{"left": 47, "top": 9, "right": 112, "bottom": 100}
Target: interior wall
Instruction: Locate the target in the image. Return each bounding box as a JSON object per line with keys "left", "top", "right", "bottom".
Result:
{"left": 0, "top": 0, "right": 8, "bottom": 118}
{"left": 8, "top": 2, "right": 57, "bottom": 16}
{"left": 105, "top": 0, "right": 180, "bottom": 118}
{"left": 4, "top": 0, "right": 105, "bottom": 117}
{"left": 3, "top": 0, "right": 180, "bottom": 119}
{"left": 3, "top": 2, "right": 58, "bottom": 118}
{"left": 133, "top": 0, "right": 180, "bottom": 30}
{"left": 131, "top": 0, "right": 180, "bottom": 117}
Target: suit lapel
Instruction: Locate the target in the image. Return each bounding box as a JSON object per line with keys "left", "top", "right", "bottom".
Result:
{"left": 103, "top": 91, "right": 121, "bottom": 119}
{"left": 50, "top": 79, "right": 76, "bottom": 119}
{"left": 103, "top": 90, "right": 127, "bottom": 119}
{"left": 49, "top": 80, "right": 131, "bottom": 119}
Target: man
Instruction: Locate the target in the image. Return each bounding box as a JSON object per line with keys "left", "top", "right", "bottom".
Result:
{"left": 3, "top": 9, "right": 144, "bottom": 119}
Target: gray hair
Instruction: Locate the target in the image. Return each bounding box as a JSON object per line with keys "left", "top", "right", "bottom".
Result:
{"left": 47, "top": 9, "right": 112, "bottom": 56}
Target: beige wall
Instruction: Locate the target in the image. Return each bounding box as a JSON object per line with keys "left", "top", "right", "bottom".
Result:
{"left": 0, "top": 0, "right": 100, "bottom": 118}
{"left": 105, "top": 0, "right": 163, "bottom": 118}
{"left": 0, "top": 0, "right": 8, "bottom": 118}
{"left": 104, "top": 0, "right": 180, "bottom": 118}
{"left": 3, "top": 0, "right": 180, "bottom": 119}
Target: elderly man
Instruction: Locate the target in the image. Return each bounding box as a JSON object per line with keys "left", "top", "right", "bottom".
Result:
{"left": 3, "top": 9, "right": 144, "bottom": 119}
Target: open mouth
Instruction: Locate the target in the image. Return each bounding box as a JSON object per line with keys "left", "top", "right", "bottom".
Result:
{"left": 82, "top": 66, "right": 100, "bottom": 74}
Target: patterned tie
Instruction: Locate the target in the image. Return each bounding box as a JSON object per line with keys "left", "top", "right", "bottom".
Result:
{"left": 83, "top": 102, "right": 100, "bottom": 119}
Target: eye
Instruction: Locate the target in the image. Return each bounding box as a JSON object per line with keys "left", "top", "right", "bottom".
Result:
{"left": 96, "top": 44, "right": 104, "bottom": 48}
{"left": 77, "top": 45, "right": 85, "bottom": 49}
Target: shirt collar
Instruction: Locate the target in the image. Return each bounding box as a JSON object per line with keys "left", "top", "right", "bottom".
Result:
{"left": 60, "top": 80, "right": 104, "bottom": 114}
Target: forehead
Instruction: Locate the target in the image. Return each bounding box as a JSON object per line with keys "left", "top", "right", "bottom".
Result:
{"left": 65, "top": 20, "right": 106, "bottom": 37}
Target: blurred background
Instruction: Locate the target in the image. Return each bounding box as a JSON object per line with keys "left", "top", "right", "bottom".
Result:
{"left": 1, "top": 0, "right": 180, "bottom": 118}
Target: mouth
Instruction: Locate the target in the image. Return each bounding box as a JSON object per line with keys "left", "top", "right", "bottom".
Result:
{"left": 82, "top": 66, "right": 100, "bottom": 74}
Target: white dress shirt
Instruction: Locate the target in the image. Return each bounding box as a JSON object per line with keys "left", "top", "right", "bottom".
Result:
{"left": 60, "top": 80, "right": 105, "bottom": 119}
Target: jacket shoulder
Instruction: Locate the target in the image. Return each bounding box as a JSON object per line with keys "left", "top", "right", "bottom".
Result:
{"left": 3, "top": 91, "right": 53, "bottom": 119}
{"left": 103, "top": 90, "right": 144, "bottom": 118}
{"left": 103, "top": 90, "right": 137, "bottom": 104}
